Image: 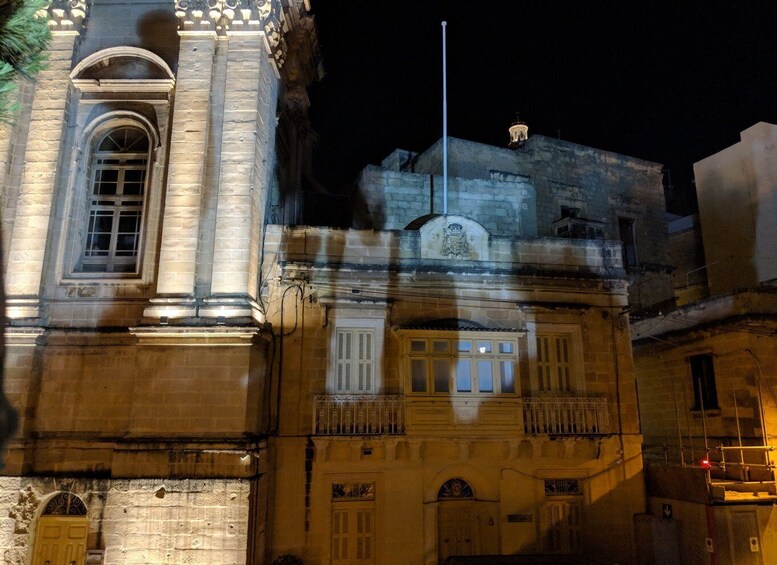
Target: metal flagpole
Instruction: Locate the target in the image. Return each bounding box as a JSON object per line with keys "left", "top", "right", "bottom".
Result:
{"left": 442, "top": 21, "right": 448, "bottom": 216}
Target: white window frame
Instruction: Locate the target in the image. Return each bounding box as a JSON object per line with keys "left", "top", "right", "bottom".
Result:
{"left": 526, "top": 323, "right": 585, "bottom": 395}
{"left": 52, "top": 47, "right": 174, "bottom": 289}
{"left": 77, "top": 125, "right": 151, "bottom": 274}
{"left": 56, "top": 113, "right": 163, "bottom": 285}
{"left": 402, "top": 330, "right": 521, "bottom": 396}
{"left": 327, "top": 315, "right": 385, "bottom": 394}
{"left": 335, "top": 328, "right": 375, "bottom": 394}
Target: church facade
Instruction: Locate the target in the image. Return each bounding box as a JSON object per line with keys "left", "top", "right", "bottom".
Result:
{"left": 0, "top": 1, "right": 319, "bottom": 563}
{"left": 0, "top": 2, "right": 672, "bottom": 564}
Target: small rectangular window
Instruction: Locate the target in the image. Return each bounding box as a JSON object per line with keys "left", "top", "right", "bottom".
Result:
{"left": 618, "top": 217, "right": 638, "bottom": 270}
{"left": 690, "top": 353, "right": 718, "bottom": 410}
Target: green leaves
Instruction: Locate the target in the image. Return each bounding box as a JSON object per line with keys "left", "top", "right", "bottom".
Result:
{"left": 0, "top": 0, "right": 50, "bottom": 122}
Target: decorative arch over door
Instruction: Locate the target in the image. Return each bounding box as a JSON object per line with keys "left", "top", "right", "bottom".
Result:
{"left": 437, "top": 479, "right": 478, "bottom": 561}
{"left": 437, "top": 478, "right": 475, "bottom": 500}
{"left": 32, "top": 492, "right": 89, "bottom": 565}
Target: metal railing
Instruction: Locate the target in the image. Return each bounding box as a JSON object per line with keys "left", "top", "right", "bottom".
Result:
{"left": 522, "top": 397, "right": 610, "bottom": 435}
{"left": 313, "top": 395, "right": 406, "bottom": 435}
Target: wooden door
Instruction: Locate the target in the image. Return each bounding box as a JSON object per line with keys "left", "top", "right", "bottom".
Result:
{"left": 438, "top": 502, "right": 478, "bottom": 561}
{"left": 332, "top": 501, "right": 375, "bottom": 564}
{"left": 544, "top": 500, "right": 582, "bottom": 553}
{"left": 31, "top": 516, "right": 88, "bottom": 565}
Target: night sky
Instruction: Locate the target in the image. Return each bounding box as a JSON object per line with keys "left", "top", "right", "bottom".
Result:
{"left": 306, "top": 1, "right": 777, "bottom": 214}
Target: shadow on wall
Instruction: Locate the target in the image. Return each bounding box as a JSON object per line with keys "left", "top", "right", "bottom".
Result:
{"left": 136, "top": 10, "right": 180, "bottom": 72}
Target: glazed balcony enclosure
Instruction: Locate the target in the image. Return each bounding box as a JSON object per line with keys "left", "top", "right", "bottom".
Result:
{"left": 313, "top": 395, "right": 610, "bottom": 437}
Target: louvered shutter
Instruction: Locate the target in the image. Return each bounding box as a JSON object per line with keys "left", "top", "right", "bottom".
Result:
{"left": 332, "top": 509, "right": 349, "bottom": 562}
{"left": 357, "top": 330, "right": 373, "bottom": 393}
{"left": 336, "top": 330, "right": 352, "bottom": 393}
{"left": 336, "top": 329, "right": 374, "bottom": 393}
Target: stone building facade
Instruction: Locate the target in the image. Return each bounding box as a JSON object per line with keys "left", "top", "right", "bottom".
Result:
{"left": 263, "top": 133, "right": 665, "bottom": 563}
{"left": 1, "top": 2, "right": 662, "bottom": 564}
{"left": 632, "top": 124, "right": 777, "bottom": 564}
{"left": 0, "top": 1, "right": 319, "bottom": 563}
{"left": 355, "top": 136, "right": 674, "bottom": 313}
{"left": 264, "top": 219, "right": 644, "bottom": 564}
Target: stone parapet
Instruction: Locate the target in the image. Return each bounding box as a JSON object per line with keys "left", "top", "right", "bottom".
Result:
{"left": 264, "top": 225, "right": 625, "bottom": 278}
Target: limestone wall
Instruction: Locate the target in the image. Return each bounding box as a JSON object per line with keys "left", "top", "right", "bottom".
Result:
{"left": 354, "top": 166, "right": 538, "bottom": 237}
{"left": 271, "top": 434, "right": 644, "bottom": 565}
{"left": 694, "top": 122, "right": 777, "bottom": 295}
{"left": 264, "top": 225, "right": 624, "bottom": 275}
{"left": 0, "top": 477, "right": 251, "bottom": 565}
{"left": 358, "top": 135, "right": 673, "bottom": 311}
{"left": 3, "top": 332, "right": 270, "bottom": 476}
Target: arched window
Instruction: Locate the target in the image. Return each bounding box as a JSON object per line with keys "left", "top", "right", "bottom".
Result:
{"left": 76, "top": 126, "right": 150, "bottom": 273}
{"left": 437, "top": 478, "right": 474, "bottom": 499}
{"left": 42, "top": 492, "right": 88, "bottom": 516}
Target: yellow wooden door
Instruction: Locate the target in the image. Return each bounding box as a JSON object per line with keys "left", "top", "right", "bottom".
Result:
{"left": 438, "top": 502, "right": 478, "bottom": 561}
{"left": 31, "top": 516, "right": 88, "bottom": 565}
{"left": 332, "top": 501, "right": 375, "bottom": 564}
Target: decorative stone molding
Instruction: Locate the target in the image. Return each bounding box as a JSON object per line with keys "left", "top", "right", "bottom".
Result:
{"left": 41, "top": 0, "right": 89, "bottom": 34}
{"left": 419, "top": 215, "right": 490, "bottom": 262}
{"left": 175, "top": 0, "right": 276, "bottom": 34}
{"left": 174, "top": 0, "right": 320, "bottom": 78}
{"left": 9, "top": 486, "right": 39, "bottom": 535}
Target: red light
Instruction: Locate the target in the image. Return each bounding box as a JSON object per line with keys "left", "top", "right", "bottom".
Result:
{"left": 700, "top": 459, "right": 712, "bottom": 469}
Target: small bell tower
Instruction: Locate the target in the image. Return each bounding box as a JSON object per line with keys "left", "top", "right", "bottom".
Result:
{"left": 508, "top": 114, "right": 529, "bottom": 149}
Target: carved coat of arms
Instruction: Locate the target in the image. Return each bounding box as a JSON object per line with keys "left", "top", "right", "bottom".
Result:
{"left": 441, "top": 223, "right": 470, "bottom": 258}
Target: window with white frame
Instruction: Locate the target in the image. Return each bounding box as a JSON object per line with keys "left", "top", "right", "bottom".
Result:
{"left": 335, "top": 328, "right": 375, "bottom": 393}
{"left": 405, "top": 332, "right": 519, "bottom": 395}
{"left": 76, "top": 126, "right": 150, "bottom": 273}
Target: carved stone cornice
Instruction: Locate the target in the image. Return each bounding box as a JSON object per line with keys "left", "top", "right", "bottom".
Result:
{"left": 175, "top": 0, "right": 276, "bottom": 34}
{"left": 174, "top": 0, "right": 321, "bottom": 81}
{"left": 41, "top": 0, "right": 89, "bottom": 34}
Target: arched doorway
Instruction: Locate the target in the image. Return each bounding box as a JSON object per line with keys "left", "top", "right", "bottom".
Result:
{"left": 437, "top": 478, "right": 478, "bottom": 561}
{"left": 31, "top": 492, "right": 88, "bottom": 565}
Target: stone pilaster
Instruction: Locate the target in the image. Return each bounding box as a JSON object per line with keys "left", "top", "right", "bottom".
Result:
{"left": 5, "top": 2, "right": 89, "bottom": 320}
{"left": 201, "top": 30, "right": 274, "bottom": 322}
{"left": 147, "top": 0, "right": 320, "bottom": 322}
{"left": 145, "top": 3, "right": 219, "bottom": 320}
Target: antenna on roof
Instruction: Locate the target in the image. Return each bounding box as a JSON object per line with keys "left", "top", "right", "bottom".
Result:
{"left": 442, "top": 21, "right": 448, "bottom": 216}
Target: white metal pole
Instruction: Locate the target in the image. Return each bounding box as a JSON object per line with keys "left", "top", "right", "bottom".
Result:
{"left": 442, "top": 21, "right": 448, "bottom": 216}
